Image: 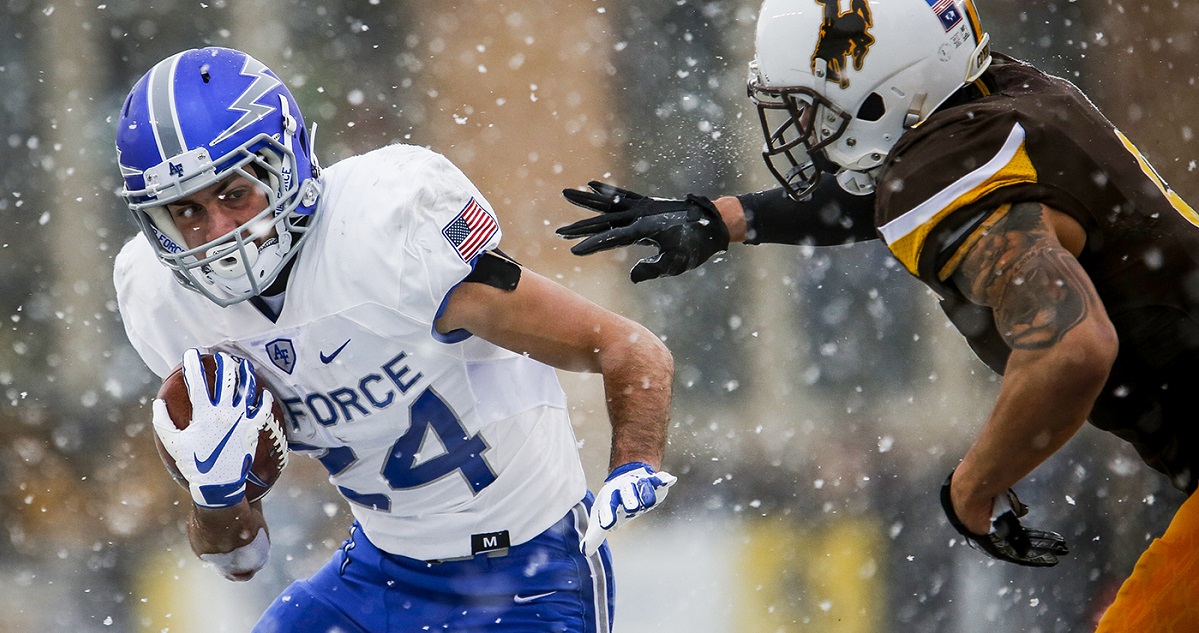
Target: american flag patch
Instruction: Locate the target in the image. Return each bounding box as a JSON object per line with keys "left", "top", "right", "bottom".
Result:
{"left": 442, "top": 197, "right": 499, "bottom": 262}
{"left": 927, "top": 0, "right": 963, "bottom": 31}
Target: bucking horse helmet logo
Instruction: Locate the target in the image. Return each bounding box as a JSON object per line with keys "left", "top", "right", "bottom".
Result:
{"left": 811, "top": 0, "right": 875, "bottom": 88}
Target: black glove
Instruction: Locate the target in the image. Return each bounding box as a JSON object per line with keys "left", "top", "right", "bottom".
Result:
{"left": 558, "top": 181, "right": 730, "bottom": 283}
{"left": 940, "top": 470, "right": 1069, "bottom": 567}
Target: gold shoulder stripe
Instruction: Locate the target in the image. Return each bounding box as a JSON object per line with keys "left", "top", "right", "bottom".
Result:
{"left": 878, "top": 123, "right": 1036, "bottom": 274}
{"left": 937, "top": 203, "right": 1011, "bottom": 281}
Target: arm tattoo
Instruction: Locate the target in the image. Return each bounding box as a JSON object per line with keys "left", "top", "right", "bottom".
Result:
{"left": 952, "top": 203, "right": 1094, "bottom": 350}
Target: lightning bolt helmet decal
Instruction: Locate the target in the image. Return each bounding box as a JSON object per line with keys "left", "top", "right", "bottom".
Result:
{"left": 210, "top": 56, "right": 283, "bottom": 146}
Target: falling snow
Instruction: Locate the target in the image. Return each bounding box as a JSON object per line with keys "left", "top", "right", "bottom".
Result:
{"left": 0, "top": 1, "right": 1194, "bottom": 631}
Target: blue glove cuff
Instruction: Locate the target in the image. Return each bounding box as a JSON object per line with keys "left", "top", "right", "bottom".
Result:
{"left": 196, "top": 480, "right": 247, "bottom": 508}
{"left": 605, "top": 461, "right": 654, "bottom": 481}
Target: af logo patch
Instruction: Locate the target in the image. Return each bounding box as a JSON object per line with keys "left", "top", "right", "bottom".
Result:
{"left": 265, "top": 338, "right": 296, "bottom": 374}
{"left": 811, "top": 0, "right": 875, "bottom": 89}
{"left": 168, "top": 162, "right": 184, "bottom": 177}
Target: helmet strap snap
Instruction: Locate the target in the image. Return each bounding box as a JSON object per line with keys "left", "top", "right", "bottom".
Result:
{"left": 904, "top": 93, "right": 928, "bottom": 129}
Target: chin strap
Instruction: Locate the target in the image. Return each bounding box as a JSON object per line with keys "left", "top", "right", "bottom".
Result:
{"left": 277, "top": 95, "right": 298, "bottom": 216}
{"left": 199, "top": 527, "right": 271, "bottom": 581}
{"left": 279, "top": 94, "right": 322, "bottom": 209}
{"left": 308, "top": 121, "right": 322, "bottom": 177}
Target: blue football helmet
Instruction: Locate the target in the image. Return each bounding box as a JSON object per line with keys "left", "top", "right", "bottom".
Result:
{"left": 117, "top": 47, "right": 321, "bottom": 306}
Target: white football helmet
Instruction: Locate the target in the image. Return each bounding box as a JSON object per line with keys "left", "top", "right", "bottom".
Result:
{"left": 748, "top": 0, "right": 991, "bottom": 198}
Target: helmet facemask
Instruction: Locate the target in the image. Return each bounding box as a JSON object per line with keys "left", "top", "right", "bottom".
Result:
{"left": 125, "top": 132, "right": 315, "bottom": 307}
{"left": 750, "top": 82, "right": 851, "bottom": 201}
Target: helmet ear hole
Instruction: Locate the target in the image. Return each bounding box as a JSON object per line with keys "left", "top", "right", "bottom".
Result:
{"left": 857, "top": 93, "right": 886, "bottom": 122}
{"left": 297, "top": 125, "right": 310, "bottom": 156}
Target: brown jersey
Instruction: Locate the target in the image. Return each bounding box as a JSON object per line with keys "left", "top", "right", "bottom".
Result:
{"left": 875, "top": 54, "right": 1199, "bottom": 491}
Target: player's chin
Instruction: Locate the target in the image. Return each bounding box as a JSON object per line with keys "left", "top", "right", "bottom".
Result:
{"left": 225, "top": 568, "right": 259, "bottom": 582}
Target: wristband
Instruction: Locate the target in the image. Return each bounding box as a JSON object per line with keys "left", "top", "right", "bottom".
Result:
{"left": 199, "top": 527, "right": 271, "bottom": 581}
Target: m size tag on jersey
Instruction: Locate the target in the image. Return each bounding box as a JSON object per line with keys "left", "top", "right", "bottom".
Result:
{"left": 471, "top": 530, "right": 511, "bottom": 555}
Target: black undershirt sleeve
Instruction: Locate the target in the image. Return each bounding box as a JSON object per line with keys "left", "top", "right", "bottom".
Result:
{"left": 736, "top": 175, "right": 878, "bottom": 246}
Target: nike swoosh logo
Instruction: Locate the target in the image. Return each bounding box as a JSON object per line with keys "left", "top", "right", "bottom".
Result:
{"left": 513, "top": 591, "right": 557, "bottom": 604}
{"left": 319, "top": 339, "right": 351, "bottom": 364}
{"left": 194, "top": 414, "right": 244, "bottom": 474}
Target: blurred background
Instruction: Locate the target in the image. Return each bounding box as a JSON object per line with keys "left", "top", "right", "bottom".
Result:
{"left": 1, "top": 0, "right": 1197, "bottom": 631}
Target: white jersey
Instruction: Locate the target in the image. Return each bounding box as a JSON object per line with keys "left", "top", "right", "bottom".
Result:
{"left": 115, "top": 144, "right": 587, "bottom": 561}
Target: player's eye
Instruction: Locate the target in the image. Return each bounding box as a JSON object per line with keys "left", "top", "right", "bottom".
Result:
{"left": 170, "top": 205, "right": 201, "bottom": 221}
{"left": 218, "top": 187, "right": 246, "bottom": 203}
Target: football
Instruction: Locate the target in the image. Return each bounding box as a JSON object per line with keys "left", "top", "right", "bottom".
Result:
{"left": 153, "top": 353, "right": 288, "bottom": 503}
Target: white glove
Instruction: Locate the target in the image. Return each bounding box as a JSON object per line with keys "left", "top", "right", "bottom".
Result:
{"left": 152, "top": 349, "right": 274, "bottom": 508}
{"left": 581, "top": 462, "right": 677, "bottom": 555}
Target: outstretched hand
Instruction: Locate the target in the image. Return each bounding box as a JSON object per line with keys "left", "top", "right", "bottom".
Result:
{"left": 559, "top": 181, "right": 729, "bottom": 283}
{"left": 941, "top": 470, "right": 1069, "bottom": 567}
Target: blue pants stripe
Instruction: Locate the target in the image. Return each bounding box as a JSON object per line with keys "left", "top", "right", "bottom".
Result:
{"left": 570, "top": 501, "right": 613, "bottom": 633}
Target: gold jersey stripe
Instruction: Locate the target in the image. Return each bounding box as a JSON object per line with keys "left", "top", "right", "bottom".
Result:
{"left": 879, "top": 123, "right": 1036, "bottom": 274}
{"left": 1114, "top": 129, "right": 1199, "bottom": 227}
{"left": 937, "top": 203, "right": 1012, "bottom": 281}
